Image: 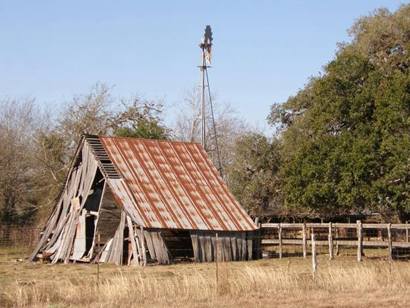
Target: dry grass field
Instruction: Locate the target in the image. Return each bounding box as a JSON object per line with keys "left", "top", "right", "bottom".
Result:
{"left": 1, "top": 247, "right": 410, "bottom": 307}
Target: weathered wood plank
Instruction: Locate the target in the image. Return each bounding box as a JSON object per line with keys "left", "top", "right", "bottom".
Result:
{"left": 311, "top": 232, "right": 317, "bottom": 274}
{"left": 328, "top": 222, "right": 333, "bottom": 260}
{"left": 387, "top": 223, "right": 392, "bottom": 261}
{"left": 278, "top": 224, "right": 282, "bottom": 259}
{"left": 357, "top": 220, "right": 362, "bottom": 262}
{"left": 126, "top": 216, "right": 139, "bottom": 266}
{"left": 302, "top": 223, "right": 307, "bottom": 258}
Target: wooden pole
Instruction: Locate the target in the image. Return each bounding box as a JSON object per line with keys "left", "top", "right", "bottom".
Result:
{"left": 97, "top": 232, "right": 100, "bottom": 288}
{"left": 387, "top": 223, "right": 392, "bottom": 261}
{"left": 302, "top": 223, "right": 307, "bottom": 259}
{"left": 335, "top": 227, "right": 339, "bottom": 256}
{"left": 215, "top": 232, "right": 219, "bottom": 294}
{"left": 406, "top": 221, "right": 409, "bottom": 243}
{"left": 357, "top": 220, "right": 362, "bottom": 262}
{"left": 278, "top": 223, "right": 282, "bottom": 259}
{"left": 328, "top": 222, "right": 333, "bottom": 260}
{"left": 311, "top": 232, "right": 317, "bottom": 275}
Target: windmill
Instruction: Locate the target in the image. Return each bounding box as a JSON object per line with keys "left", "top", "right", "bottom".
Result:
{"left": 198, "top": 25, "right": 223, "bottom": 176}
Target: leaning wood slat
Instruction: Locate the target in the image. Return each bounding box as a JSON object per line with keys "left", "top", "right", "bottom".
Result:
{"left": 126, "top": 216, "right": 139, "bottom": 266}
{"left": 139, "top": 226, "right": 147, "bottom": 266}
{"left": 144, "top": 230, "right": 156, "bottom": 261}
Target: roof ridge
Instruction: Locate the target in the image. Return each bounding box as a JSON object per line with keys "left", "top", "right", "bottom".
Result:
{"left": 99, "top": 135, "right": 201, "bottom": 145}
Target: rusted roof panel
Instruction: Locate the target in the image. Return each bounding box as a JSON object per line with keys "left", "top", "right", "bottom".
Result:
{"left": 99, "top": 137, "right": 256, "bottom": 231}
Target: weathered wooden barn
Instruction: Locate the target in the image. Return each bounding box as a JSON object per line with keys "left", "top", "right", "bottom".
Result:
{"left": 31, "top": 135, "right": 257, "bottom": 265}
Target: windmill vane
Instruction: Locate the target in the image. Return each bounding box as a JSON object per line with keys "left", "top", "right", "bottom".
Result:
{"left": 200, "top": 25, "right": 213, "bottom": 65}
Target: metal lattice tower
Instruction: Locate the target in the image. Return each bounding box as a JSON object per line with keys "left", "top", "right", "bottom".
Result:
{"left": 198, "top": 25, "right": 223, "bottom": 176}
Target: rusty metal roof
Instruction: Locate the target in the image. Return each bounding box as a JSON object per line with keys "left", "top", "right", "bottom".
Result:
{"left": 98, "top": 136, "right": 256, "bottom": 231}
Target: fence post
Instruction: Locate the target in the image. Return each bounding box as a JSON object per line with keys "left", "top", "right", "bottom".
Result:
{"left": 335, "top": 227, "right": 339, "bottom": 256}
{"left": 387, "top": 223, "right": 392, "bottom": 261}
{"left": 278, "top": 223, "right": 282, "bottom": 259}
{"left": 357, "top": 220, "right": 362, "bottom": 262}
{"left": 328, "top": 222, "right": 333, "bottom": 260}
{"left": 97, "top": 232, "right": 100, "bottom": 288}
{"left": 406, "top": 221, "right": 409, "bottom": 243}
{"left": 257, "top": 222, "right": 262, "bottom": 259}
{"left": 302, "top": 223, "right": 307, "bottom": 258}
{"left": 311, "top": 232, "right": 317, "bottom": 275}
{"left": 215, "top": 232, "right": 219, "bottom": 294}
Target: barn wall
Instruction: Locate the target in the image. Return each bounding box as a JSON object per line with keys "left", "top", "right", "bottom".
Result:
{"left": 190, "top": 230, "right": 256, "bottom": 262}
{"left": 120, "top": 228, "right": 259, "bottom": 265}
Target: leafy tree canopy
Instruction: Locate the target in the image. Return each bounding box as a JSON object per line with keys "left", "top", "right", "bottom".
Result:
{"left": 226, "top": 133, "right": 282, "bottom": 214}
{"left": 268, "top": 5, "right": 410, "bottom": 220}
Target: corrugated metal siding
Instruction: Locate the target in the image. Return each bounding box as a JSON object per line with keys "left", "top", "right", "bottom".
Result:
{"left": 99, "top": 137, "right": 256, "bottom": 231}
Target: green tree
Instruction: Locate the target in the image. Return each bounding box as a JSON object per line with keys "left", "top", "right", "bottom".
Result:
{"left": 269, "top": 5, "right": 410, "bottom": 220}
{"left": 226, "top": 133, "right": 282, "bottom": 215}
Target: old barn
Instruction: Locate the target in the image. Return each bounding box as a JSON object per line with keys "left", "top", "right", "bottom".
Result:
{"left": 30, "top": 135, "right": 257, "bottom": 265}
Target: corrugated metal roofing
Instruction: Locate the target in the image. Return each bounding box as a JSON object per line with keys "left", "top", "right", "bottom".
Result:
{"left": 99, "top": 137, "right": 256, "bottom": 231}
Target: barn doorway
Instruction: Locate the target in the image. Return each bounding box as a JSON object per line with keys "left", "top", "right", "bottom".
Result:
{"left": 162, "top": 230, "right": 194, "bottom": 262}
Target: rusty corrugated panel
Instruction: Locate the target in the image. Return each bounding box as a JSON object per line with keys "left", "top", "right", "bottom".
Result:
{"left": 99, "top": 137, "right": 256, "bottom": 231}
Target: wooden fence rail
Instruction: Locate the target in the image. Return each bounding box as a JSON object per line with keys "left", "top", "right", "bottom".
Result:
{"left": 261, "top": 222, "right": 410, "bottom": 230}
{"left": 261, "top": 221, "right": 410, "bottom": 261}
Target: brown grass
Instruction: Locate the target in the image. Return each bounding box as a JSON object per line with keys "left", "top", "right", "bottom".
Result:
{"left": 1, "top": 247, "right": 410, "bottom": 307}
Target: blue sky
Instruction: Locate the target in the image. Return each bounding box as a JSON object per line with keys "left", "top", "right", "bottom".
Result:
{"left": 0, "top": 1, "right": 405, "bottom": 130}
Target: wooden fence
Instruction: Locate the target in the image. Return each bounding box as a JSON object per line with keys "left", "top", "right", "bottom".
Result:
{"left": 261, "top": 221, "right": 410, "bottom": 261}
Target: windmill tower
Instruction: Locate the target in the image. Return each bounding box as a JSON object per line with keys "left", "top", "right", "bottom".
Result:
{"left": 198, "top": 25, "right": 223, "bottom": 176}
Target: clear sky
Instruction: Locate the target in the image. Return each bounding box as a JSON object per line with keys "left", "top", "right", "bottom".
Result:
{"left": 0, "top": 0, "right": 405, "bottom": 131}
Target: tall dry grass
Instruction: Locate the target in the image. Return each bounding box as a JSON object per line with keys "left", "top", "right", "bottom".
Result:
{"left": 2, "top": 259, "right": 410, "bottom": 307}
